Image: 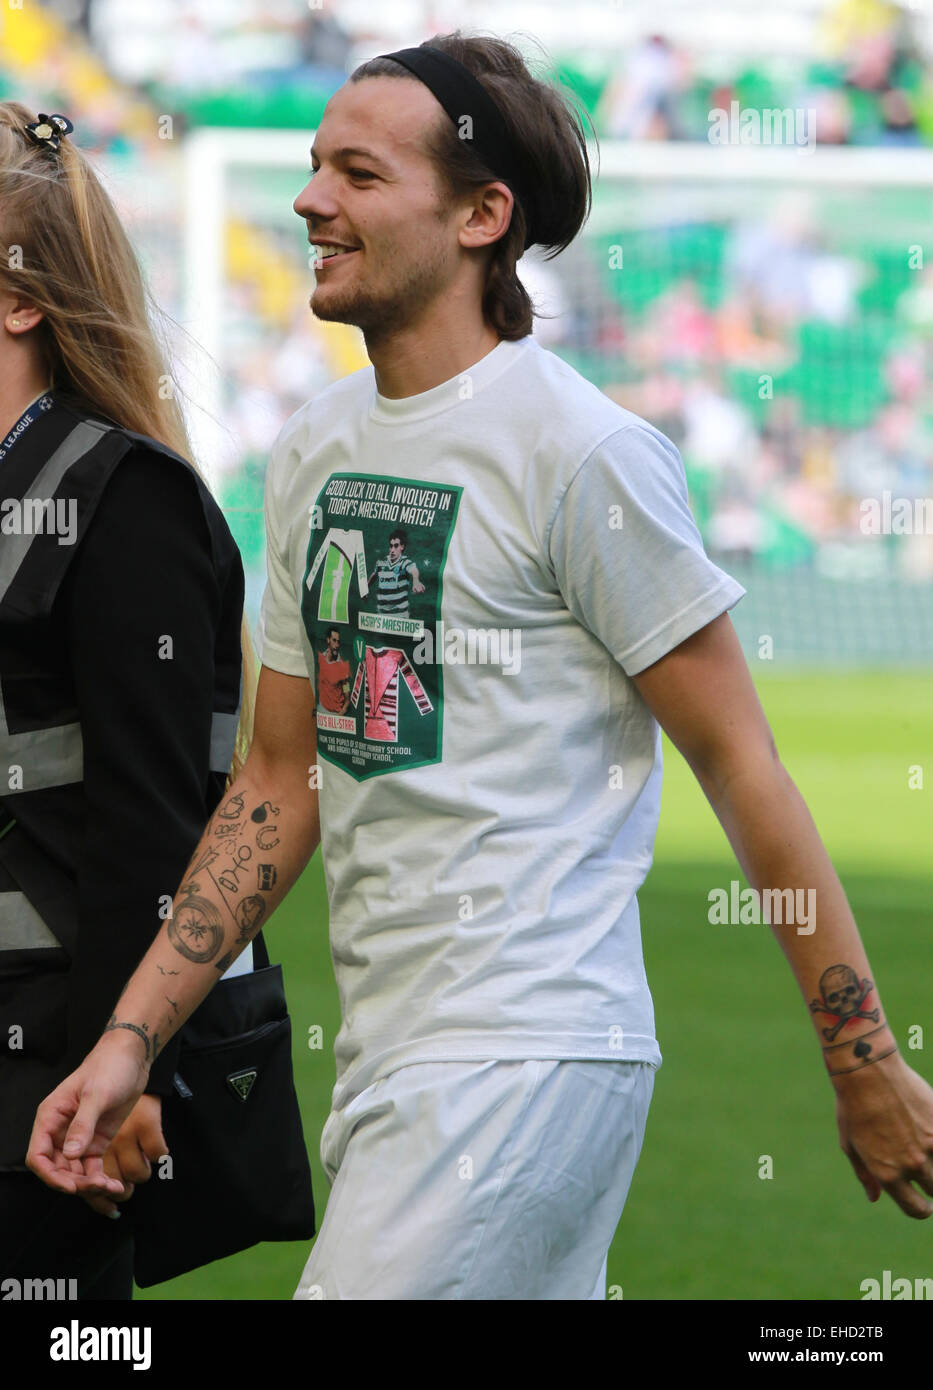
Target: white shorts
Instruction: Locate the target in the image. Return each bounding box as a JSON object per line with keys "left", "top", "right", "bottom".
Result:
{"left": 293, "top": 1056, "right": 655, "bottom": 1300}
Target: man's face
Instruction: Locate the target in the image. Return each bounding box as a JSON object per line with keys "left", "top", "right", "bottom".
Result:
{"left": 388, "top": 536, "right": 402, "bottom": 561}
{"left": 294, "top": 77, "right": 462, "bottom": 339}
{"left": 327, "top": 631, "right": 340, "bottom": 655}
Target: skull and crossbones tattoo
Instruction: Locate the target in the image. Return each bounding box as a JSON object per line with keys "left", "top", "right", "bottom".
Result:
{"left": 810, "top": 965, "right": 880, "bottom": 1041}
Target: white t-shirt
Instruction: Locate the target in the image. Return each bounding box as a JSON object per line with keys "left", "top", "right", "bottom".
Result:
{"left": 257, "top": 334, "right": 746, "bottom": 1110}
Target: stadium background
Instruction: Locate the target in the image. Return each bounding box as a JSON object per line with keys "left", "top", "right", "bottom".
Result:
{"left": 2, "top": 0, "right": 930, "bottom": 1299}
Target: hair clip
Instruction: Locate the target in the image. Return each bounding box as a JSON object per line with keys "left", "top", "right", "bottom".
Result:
{"left": 24, "top": 113, "right": 74, "bottom": 153}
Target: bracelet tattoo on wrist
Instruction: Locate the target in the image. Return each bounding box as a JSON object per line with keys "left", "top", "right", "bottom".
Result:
{"left": 104, "top": 1015, "right": 153, "bottom": 1062}
{"left": 825, "top": 1031, "right": 898, "bottom": 1077}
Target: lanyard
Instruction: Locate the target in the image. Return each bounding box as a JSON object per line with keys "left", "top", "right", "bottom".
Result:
{"left": 0, "top": 391, "right": 55, "bottom": 466}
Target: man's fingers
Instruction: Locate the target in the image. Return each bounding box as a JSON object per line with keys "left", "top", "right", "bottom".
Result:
{"left": 884, "top": 1151, "right": 933, "bottom": 1214}
{"left": 57, "top": 1167, "right": 125, "bottom": 1195}
{"left": 883, "top": 1177, "right": 933, "bottom": 1220}
{"left": 27, "top": 1153, "right": 78, "bottom": 1194}
{"left": 28, "top": 1048, "right": 151, "bottom": 1195}
{"left": 846, "top": 1140, "right": 933, "bottom": 1215}
{"left": 83, "top": 1154, "right": 126, "bottom": 1194}
{"left": 82, "top": 1192, "right": 124, "bottom": 1219}
{"left": 844, "top": 1146, "right": 882, "bottom": 1202}
{"left": 62, "top": 1093, "right": 118, "bottom": 1161}
{"left": 53, "top": 1153, "right": 125, "bottom": 1196}
{"left": 62, "top": 1116, "right": 95, "bottom": 1159}
{"left": 27, "top": 1093, "right": 82, "bottom": 1179}
{"left": 911, "top": 1159, "right": 933, "bottom": 1199}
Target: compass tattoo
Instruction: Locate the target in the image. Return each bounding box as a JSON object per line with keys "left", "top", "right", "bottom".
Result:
{"left": 168, "top": 879, "right": 224, "bottom": 963}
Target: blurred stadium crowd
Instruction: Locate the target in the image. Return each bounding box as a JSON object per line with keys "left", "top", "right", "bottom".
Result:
{"left": 2, "top": 0, "right": 932, "bottom": 644}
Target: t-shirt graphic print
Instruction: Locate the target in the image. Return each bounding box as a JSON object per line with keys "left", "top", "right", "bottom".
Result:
{"left": 301, "top": 471, "right": 462, "bottom": 781}
{"left": 306, "top": 527, "right": 368, "bottom": 626}
{"left": 350, "top": 645, "right": 433, "bottom": 742}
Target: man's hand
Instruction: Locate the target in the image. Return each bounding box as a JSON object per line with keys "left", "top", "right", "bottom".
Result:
{"left": 81, "top": 1093, "right": 168, "bottom": 1218}
{"left": 26, "top": 1031, "right": 151, "bottom": 1199}
{"left": 834, "top": 1052, "right": 933, "bottom": 1218}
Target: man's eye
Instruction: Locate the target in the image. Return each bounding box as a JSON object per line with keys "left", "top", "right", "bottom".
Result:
{"left": 308, "top": 167, "right": 374, "bottom": 180}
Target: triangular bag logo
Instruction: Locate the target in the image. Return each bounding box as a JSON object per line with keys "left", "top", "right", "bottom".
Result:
{"left": 227, "top": 1068, "right": 257, "bottom": 1102}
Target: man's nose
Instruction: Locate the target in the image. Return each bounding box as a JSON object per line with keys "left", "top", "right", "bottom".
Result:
{"left": 294, "top": 176, "right": 336, "bottom": 222}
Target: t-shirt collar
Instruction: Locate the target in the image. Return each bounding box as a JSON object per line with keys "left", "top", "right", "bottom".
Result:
{"left": 368, "top": 336, "right": 533, "bottom": 425}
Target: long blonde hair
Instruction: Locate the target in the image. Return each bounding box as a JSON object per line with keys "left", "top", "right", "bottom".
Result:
{"left": 0, "top": 102, "right": 255, "bottom": 783}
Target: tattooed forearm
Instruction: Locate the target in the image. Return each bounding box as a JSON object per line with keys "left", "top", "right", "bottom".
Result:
{"left": 810, "top": 964, "right": 897, "bottom": 1075}
{"left": 164, "top": 798, "right": 283, "bottom": 968}
{"left": 98, "top": 768, "right": 319, "bottom": 1073}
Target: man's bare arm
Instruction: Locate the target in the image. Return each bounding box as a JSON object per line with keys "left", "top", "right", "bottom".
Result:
{"left": 27, "top": 665, "right": 320, "bottom": 1191}
{"left": 632, "top": 613, "right": 933, "bottom": 1218}
{"left": 103, "top": 664, "right": 320, "bottom": 1065}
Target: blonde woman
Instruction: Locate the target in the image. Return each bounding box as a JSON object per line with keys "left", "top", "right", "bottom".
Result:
{"left": 0, "top": 107, "right": 253, "bottom": 1298}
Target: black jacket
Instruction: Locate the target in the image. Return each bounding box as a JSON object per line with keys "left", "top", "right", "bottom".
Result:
{"left": 0, "top": 390, "right": 244, "bottom": 1167}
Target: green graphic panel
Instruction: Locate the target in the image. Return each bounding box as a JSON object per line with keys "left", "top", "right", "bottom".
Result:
{"left": 301, "top": 472, "right": 462, "bottom": 781}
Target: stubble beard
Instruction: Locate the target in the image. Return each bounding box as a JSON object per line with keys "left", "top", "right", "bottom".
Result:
{"left": 309, "top": 231, "right": 453, "bottom": 348}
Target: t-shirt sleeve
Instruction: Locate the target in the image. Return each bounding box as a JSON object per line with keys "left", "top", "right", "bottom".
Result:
{"left": 255, "top": 435, "right": 309, "bottom": 678}
{"left": 547, "top": 422, "right": 746, "bottom": 677}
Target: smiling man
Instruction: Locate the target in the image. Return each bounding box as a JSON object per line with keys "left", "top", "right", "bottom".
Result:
{"left": 27, "top": 31, "right": 933, "bottom": 1302}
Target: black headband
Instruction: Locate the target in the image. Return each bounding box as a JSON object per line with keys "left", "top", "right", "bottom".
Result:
{"left": 376, "top": 46, "right": 537, "bottom": 251}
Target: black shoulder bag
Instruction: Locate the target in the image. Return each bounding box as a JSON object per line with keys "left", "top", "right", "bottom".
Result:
{"left": 127, "top": 934, "right": 316, "bottom": 1286}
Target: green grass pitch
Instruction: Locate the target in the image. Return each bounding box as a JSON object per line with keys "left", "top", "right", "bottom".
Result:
{"left": 136, "top": 669, "right": 932, "bottom": 1300}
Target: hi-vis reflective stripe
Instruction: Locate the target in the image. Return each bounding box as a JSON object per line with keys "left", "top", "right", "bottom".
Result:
{"left": 0, "top": 421, "right": 111, "bottom": 604}
{"left": 0, "top": 719, "right": 83, "bottom": 790}
{"left": 0, "top": 421, "right": 111, "bottom": 791}
{"left": 0, "top": 891, "right": 62, "bottom": 950}
{"left": 0, "top": 415, "right": 238, "bottom": 788}
{"left": 209, "top": 711, "right": 239, "bottom": 773}
{"left": 0, "top": 709, "right": 237, "bottom": 793}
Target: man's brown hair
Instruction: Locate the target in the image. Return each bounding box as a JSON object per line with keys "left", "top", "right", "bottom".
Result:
{"left": 351, "top": 31, "right": 596, "bottom": 339}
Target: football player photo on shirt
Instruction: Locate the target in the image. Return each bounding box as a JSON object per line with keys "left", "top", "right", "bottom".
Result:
{"left": 368, "top": 528, "right": 426, "bottom": 615}
{"left": 316, "top": 627, "right": 351, "bottom": 714}
{"left": 301, "top": 470, "right": 461, "bottom": 781}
